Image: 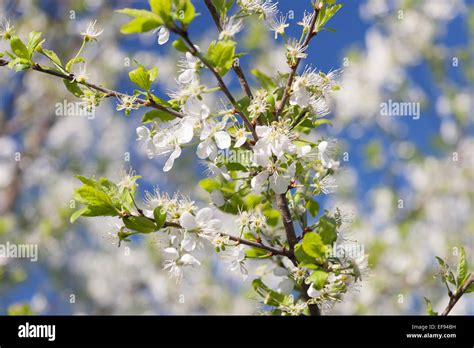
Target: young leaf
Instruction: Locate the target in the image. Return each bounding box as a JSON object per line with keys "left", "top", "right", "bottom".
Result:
{"left": 63, "top": 79, "right": 85, "bottom": 98}
{"left": 66, "top": 57, "right": 86, "bottom": 72}
{"left": 123, "top": 216, "right": 157, "bottom": 233}
{"left": 207, "top": 40, "right": 236, "bottom": 76}
{"left": 424, "top": 297, "right": 438, "bottom": 316}
{"left": 456, "top": 247, "right": 468, "bottom": 289}
{"left": 10, "top": 36, "right": 30, "bottom": 60}
{"left": 177, "top": 0, "right": 196, "bottom": 26}
{"left": 302, "top": 232, "right": 328, "bottom": 259}
{"left": 142, "top": 110, "right": 176, "bottom": 123}
{"left": 27, "top": 31, "right": 44, "bottom": 55}
{"left": 153, "top": 206, "right": 167, "bottom": 229}
{"left": 308, "top": 270, "right": 329, "bottom": 290}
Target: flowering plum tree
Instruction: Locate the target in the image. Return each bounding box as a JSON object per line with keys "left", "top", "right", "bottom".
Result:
{"left": 1, "top": 0, "right": 471, "bottom": 316}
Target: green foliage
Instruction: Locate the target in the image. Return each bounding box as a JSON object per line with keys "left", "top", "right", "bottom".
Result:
{"left": 307, "top": 270, "right": 328, "bottom": 290}
{"left": 424, "top": 297, "right": 438, "bottom": 316}
{"left": 315, "top": 2, "right": 343, "bottom": 32}
{"left": 10, "top": 36, "right": 30, "bottom": 60}
{"left": 129, "top": 64, "right": 158, "bottom": 92}
{"left": 251, "top": 69, "right": 276, "bottom": 91}
{"left": 123, "top": 216, "right": 158, "bottom": 233}
{"left": 207, "top": 40, "right": 236, "bottom": 76}
{"left": 456, "top": 247, "right": 468, "bottom": 290}
{"left": 317, "top": 215, "right": 337, "bottom": 245}
{"left": 302, "top": 232, "right": 327, "bottom": 259}
{"left": 153, "top": 206, "right": 167, "bottom": 229}
{"left": 212, "top": 0, "right": 234, "bottom": 16}
{"left": 142, "top": 110, "right": 176, "bottom": 123}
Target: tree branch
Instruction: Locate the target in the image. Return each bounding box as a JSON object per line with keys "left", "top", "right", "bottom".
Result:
{"left": 203, "top": 0, "right": 254, "bottom": 99}
{"left": 0, "top": 58, "right": 186, "bottom": 119}
{"left": 441, "top": 273, "right": 474, "bottom": 316}
{"left": 171, "top": 27, "right": 258, "bottom": 142}
{"left": 275, "top": 7, "right": 320, "bottom": 118}
{"left": 161, "top": 221, "right": 290, "bottom": 257}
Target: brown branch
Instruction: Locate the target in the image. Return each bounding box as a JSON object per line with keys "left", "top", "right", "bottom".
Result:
{"left": 160, "top": 221, "right": 290, "bottom": 257}
{"left": 0, "top": 58, "right": 185, "bottom": 119}
{"left": 203, "top": 0, "right": 254, "bottom": 99}
{"left": 171, "top": 27, "right": 258, "bottom": 142}
{"left": 275, "top": 7, "right": 320, "bottom": 118}
{"left": 441, "top": 273, "right": 474, "bottom": 316}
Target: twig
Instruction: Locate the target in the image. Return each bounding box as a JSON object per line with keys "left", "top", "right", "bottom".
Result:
{"left": 158, "top": 220, "right": 290, "bottom": 257}
{"left": 203, "top": 0, "right": 254, "bottom": 99}
{"left": 0, "top": 58, "right": 186, "bottom": 119}
{"left": 171, "top": 27, "right": 258, "bottom": 142}
{"left": 441, "top": 273, "right": 474, "bottom": 316}
{"left": 275, "top": 7, "right": 320, "bottom": 118}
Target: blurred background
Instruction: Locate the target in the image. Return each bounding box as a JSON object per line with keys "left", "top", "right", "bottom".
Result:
{"left": 0, "top": 0, "right": 472, "bottom": 315}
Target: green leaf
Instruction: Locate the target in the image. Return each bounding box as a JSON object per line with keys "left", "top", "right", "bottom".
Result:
{"left": 129, "top": 65, "right": 156, "bottom": 91}
{"left": 207, "top": 40, "right": 236, "bottom": 76}
{"left": 63, "top": 79, "right": 84, "bottom": 97}
{"left": 245, "top": 248, "right": 271, "bottom": 259}
{"left": 70, "top": 207, "right": 89, "bottom": 223}
{"left": 252, "top": 279, "right": 286, "bottom": 307}
{"left": 212, "top": 0, "right": 234, "bottom": 15}
{"left": 456, "top": 247, "right": 468, "bottom": 289}
{"left": 10, "top": 36, "right": 30, "bottom": 60}
{"left": 424, "top": 297, "right": 438, "bottom": 316}
{"left": 66, "top": 56, "right": 85, "bottom": 72}
{"left": 245, "top": 194, "right": 261, "bottom": 209}
{"left": 466, "top": 283, "right": 474, "bottom": 293}
{"left": 318, "top": 215, "right": 337, "bottom": 245}
{"left": 149, "top": 0, "right": 172, "bottom": 24}
{"left": 27, "top": 31, "right": 44, "bottom": 55}
{"left": 117, "top": 8, "right": 163, "bottom": 21}
{"left": 123, "top": 216, "right": 157, "bottom": 233}
{"left": 75, "top": 185, "right": 114, "bottom": 207}
{"left": 308, "top": 270, "right": 328, "bottom": 290}
{"left": 176, "top": 0, "right": 196, "bottom": 26}
{"left": 302, "top": 232, "right": 328, "bottom": 259}
{"left": 224, "top": 162, "right": 248, "bottom": 172}
{"left": 153, "top": 206, "right": 167, "bottom": 229}
{"left": 172, "top": 38, "right": 188, "bottom": 52}
{"left": 305, "top": 198, "right": 319, "bottom": 217}
{"left": 199, "top": 178, "right": 221, "bottom": 193}
{"left": 120, "top": 17, "right": 162, "bottom": 34}
{"left": 40, "top": 48, "right": 62, "bottom": 69}
{"left": 263, "top": 208, "right": 280, "bottom": 227}
{"left": 142, "top": 110, "right": 176, "bottom": 123}
{"left": 251, "top": 69, "right": 276, "bottom": 90}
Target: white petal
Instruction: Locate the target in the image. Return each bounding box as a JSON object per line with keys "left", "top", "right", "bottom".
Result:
{"left": 318, "top": 140, "right": 328, "bottom": 153}
{"left": 307, "top": 284, "right": 321, "bottom": 298}
{"left": 234, "top": 136, "right": 247, "bottom": 148}
{"left": 255, "top": 125, "right": 270, "bottom": 137}
{"left": 270, "top": 173, "right": 290, "bottom": 194}
{"left": 179, "top": 212, "right": 198, "bottom": 230}
{"left": 163, "top": 146, "right": 181, "bottom": 172}
{"left": 211, "top": 190, "right": 225, "bottom": 207}
{"left": 214, "top": 131, "right": 231, "bottom": 149}
{"left": 181, "top": 233, "right": 197, "bottom": 252}
{"left": 273, "top": 267, "right": 288, "bottom": 277}
{"left": 251, "top": 171, "right": 269, "bottom": 193}
{"left": 178, "top": 69, "right": 194, "bottom": 84}
{"left": 196, "top": 207, "right": 213, "bottom": 223}
{"left": 277, "top": 278, "right": 294, "bottom": 294}
{"left": 176, "top": 120, "right": 194, "bottom": 144}
{"left": 163, "top": 247, "right": 179, "bottom": 260}
{"left": 180, "top": 253, "right": 201, "bottom": 266}
{"left": 158, "top": 27, "right": 170, "bottom": 45}
{"left": 136, "top": 126, "right": 150, "bottom": 141}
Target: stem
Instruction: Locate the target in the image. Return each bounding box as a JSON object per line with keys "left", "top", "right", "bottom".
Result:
{"left": 0, "top": 58, "right": 185, "bottom": 119}
{"left": 171, "top": 27, "right": 258, "bottom": 141}
{"left": 203, "top": 0, "right": 254, "bottom": 99}
{"left": 156, "top": 220, "right": 290, "bottom": 257}
{"left": 275, "top": 7, "right": 320, "bottom": 119}
{"left": 441, "top": 273, "right": 474, "bottom": 316}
